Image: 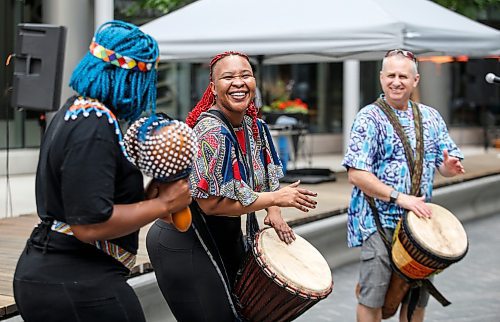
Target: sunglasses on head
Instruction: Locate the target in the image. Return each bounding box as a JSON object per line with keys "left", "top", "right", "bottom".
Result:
{"left": 385, "top": 49, "right": 417, "bottom": 62}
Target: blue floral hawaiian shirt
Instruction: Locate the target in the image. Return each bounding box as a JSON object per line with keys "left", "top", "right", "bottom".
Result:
{"left": 342, "top": 96, "right": 463, "bottom": 248}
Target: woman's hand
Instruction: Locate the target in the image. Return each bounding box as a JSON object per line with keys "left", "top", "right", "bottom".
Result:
{"left": 148, "top": 179, "right": 192, "bottom": 218}
{"left": 145, "top": 179, "right": 160, "bottom": 200}
{"left": 264, "top": 207, "right": 295, "bottom": 244}
{"left": 144, "top": 181, "right": 173, "bottom": 223}
{"left": 272, "top": 181, "right": 317, "bottom": 212}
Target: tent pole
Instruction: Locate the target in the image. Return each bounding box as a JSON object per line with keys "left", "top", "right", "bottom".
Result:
{"left": 343, "top": 60, "right": 360, "bottom": 152}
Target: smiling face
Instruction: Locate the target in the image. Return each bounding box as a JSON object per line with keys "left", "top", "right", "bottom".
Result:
{"left": 380, "top": 55, "right": 420, "bottom": 110}
{"left": 210, "top": 55, "right": 256, "bottom": 120}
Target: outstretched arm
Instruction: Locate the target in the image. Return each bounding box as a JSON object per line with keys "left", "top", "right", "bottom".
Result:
{"left": 196, "top": 180, "right": 317, "bottom": 244}
{"left": 197, "top": 180, "right": 317, "bottom": 216}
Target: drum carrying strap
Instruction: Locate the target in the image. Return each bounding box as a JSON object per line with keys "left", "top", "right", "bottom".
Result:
{"left": 189, "top": 201, "right": 241, "bottom": 320}
{"left": 365, "top": 98, "right": 450, "bottom": 320}
{"left": 366, "top": 98, "right": 424, "bottom": 247}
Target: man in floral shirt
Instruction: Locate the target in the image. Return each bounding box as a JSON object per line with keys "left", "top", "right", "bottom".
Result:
{"left": 342, "top": 49, "right": 465, "bottom": 322}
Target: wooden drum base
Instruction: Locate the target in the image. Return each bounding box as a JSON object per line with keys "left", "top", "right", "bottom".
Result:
{"left": 382, "top": 273, "right": 411, "bottom": 319}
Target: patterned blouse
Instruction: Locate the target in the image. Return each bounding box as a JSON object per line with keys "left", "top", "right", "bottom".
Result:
{"left": 189, "top": 111, "right": 283, "bottom": 206}
{"left": 342, "top": 96, "right": 463, "bottom": 248}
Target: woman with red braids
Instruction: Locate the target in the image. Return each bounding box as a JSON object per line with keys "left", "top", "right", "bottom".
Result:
{"left": 146, "top": 52, "right": 318, "bottom": 321}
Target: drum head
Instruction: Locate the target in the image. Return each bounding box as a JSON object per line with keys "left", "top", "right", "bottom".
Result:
{"left": 256, "top": 228, "right": 332, "bottom": 295}
{"left": 406, "top": 203, "right": 468, "bottom": 259}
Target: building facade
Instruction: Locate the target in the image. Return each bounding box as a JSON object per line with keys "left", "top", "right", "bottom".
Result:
{"left": 1, "top": 0, "right": 499, "bottom": 175}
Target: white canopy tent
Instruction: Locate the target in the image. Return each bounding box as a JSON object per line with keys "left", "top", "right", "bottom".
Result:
{"left": 141, "top": 0, "right": 500, "bottom": 149}
{"left": 142, "top": 0, "right": 500, "bottom": 62}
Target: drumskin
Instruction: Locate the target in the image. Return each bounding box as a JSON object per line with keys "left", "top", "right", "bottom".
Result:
{"left": 234, "top": 228, "right": 332, "bottom": 322}
{"left": 392, "top": 203, "right": 468, "bottom": 279}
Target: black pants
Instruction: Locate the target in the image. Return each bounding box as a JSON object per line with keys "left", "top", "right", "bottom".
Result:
{"left": 13, "top": 231, "right": 146, "bottom": 322}
{"left": 146, "top": 219, "right": 236, "bottom": 322}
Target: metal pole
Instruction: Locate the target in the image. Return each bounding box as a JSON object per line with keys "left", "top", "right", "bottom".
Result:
{"left": 343, "top": 60, "right": 360, "bottom": 152}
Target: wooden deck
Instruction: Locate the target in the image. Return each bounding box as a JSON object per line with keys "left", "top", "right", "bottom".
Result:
{"left": 1, "top": 150, "right": 499, "bottom": 319}
{"left": 0, "top": 214, "right": 37, "bottom": 318}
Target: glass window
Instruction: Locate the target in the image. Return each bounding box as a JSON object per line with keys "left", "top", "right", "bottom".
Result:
{"left": 156, "top": 62, "right": 179, "bottom": 118}
{"left": 360, "top": 60, "right": 382, "bottom": 107}
{"left": 449, "top": 59, "right": 500, "bottom": 127}
{"left": 152, "top": 58, "right": 498, "bottom": 138}
{"left": 323, "top": 62, "right": 343, "bottom": 133}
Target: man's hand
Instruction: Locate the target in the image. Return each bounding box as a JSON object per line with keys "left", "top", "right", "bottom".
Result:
{"left": 439, "top": 149, "right": 465, "bottom": 177}
{"left": 396, "top": 194, "right": 432, "bottom": 219}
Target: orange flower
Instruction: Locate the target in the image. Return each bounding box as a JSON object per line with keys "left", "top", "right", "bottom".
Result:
{"left": 266, "top": 98, "right": 309, "bottom": 114}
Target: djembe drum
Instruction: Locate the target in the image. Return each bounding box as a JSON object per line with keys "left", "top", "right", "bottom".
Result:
{"left": 234, "top": 228, "right": 333, "bottom": 322}
{"left": 382, "top": 203, "right": 468, "bottom": 318}
{"left": 124, "top": 113, "right": 197, "bottom": 231}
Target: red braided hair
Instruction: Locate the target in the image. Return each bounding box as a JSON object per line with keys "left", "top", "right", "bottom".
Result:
{"left": 185, "top": 51, "right": 259, "bottom": 139}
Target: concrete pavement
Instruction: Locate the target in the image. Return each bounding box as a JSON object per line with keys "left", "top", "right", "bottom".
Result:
{"left": 296, "top": 213, "right": 500, "bottom": 322}
{"left": 1, "top": 146, "right": 500, "bottom": 320}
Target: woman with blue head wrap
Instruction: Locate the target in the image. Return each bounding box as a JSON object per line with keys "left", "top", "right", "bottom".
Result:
{"left": 13, "top": 20, "right": 192, "bottom": 322}
{"left": 70, "top": 20, "right": 159, "bottom": 122}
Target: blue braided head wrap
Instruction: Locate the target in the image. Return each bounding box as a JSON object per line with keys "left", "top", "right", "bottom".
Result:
{"left": 69, "top": 20, "right": 159, "bottom": 122}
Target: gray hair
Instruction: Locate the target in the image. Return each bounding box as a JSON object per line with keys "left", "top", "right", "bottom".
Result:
{"left": 381, "top": 55, "right": 418, "bottom": 75}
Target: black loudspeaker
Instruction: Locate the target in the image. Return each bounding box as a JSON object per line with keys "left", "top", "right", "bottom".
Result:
{"left": 10, "top": 23, "right": 66, "bottom": 112}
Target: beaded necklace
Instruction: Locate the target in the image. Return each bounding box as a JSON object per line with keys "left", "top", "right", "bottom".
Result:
{"left": 64, "top": 97, "right": 131, "bottom": 161}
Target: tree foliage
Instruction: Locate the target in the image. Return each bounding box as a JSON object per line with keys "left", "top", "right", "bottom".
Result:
{"left": 127, "top": 0, "right": 499, "bottom": 20}
{"left": 433, "top": 0, "right": 500, "bottom": 20}
{"left": 123, "top": 0, "right": 195, "bottom": 16}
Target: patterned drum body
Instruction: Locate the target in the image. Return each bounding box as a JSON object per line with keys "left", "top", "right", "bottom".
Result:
{"left": 382, "top": 203, "right": 468, "bottom": 319}
{"left": 234, "top": 228, "right": 333, "bottom": 322}
{"left": 392, "top": 203, "right": 468, "bottom": 279}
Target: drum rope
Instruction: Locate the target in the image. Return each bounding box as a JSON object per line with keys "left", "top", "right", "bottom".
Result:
{"left": 365, "top": 98, "right": 424, "bottom": 250}
{"left": 374, "top": 97, "right": 424, "bottom": 196}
